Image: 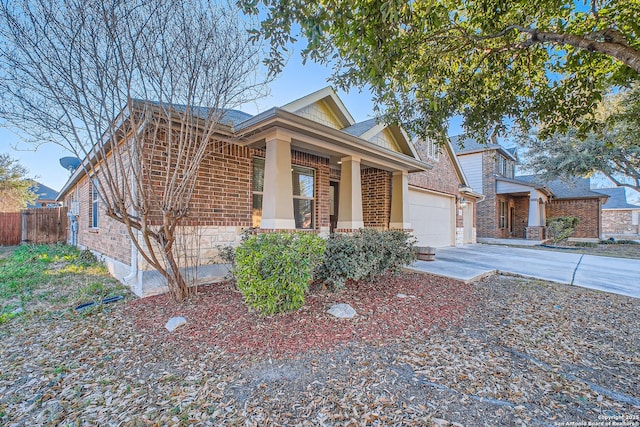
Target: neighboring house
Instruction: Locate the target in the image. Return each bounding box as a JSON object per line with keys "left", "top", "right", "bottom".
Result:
{"left": 57, "top": 87, "right": 478, "bottom": 296}
{"left": 27, "top": 182, "right": 61, "bottom": 208}
{"left": 452, "top": 135, "right": 608, "bottom": 240}
{"left": 594, "top": 187, "right": 640, "bottom": 239}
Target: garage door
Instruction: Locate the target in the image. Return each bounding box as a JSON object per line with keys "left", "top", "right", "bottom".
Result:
{"left": 409, "top": 188, "right": 454, "bottom": 247}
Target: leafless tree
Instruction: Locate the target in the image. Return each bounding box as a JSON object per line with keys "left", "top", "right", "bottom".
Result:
{"left": 0, "top": 0, "right": 267, "bottom": 301}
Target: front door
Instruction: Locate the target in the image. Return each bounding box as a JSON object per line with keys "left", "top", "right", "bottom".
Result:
{"left": 329, "top": 181, "right": 339, "bottom": 233}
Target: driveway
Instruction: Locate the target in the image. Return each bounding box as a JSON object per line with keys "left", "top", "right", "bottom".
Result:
{"left": 407, "top": 244, "right": 640, "bottom": 299}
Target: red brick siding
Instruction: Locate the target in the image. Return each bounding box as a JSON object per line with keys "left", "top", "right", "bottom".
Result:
{"left": 476, "top": 151, "right": 499, "bottom": 238}
{"left": 513, "top": 196, "right": 529, "bottom": 238}
{"left": 409, "top": 145, "right": 460, "bottom": 195}
{"left": 547, "top": 198, "right": 601, "bottom": 238}
{"left": 66, "top": 174, "right": 132, "bottom": 264}
{"left": 361, "top": 168, "right": 391, "bottom": 229}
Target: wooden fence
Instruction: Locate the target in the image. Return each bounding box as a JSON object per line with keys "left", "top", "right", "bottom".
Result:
{"left": 0, "top": 212, "right": 22, "bottom": 246}
{"left": 0, "top": 207, "right": 68, "bottom": 246}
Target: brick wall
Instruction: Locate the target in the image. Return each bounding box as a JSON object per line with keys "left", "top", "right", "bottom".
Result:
{"left": 409, "top": 144, "right": 460, "bottom": 195}
{"left": 66, "top": 174, "right": 132, "bottom": 264}
{"left": 601, "top": 210, "right": 639, "bottom": 236}
{"left": 547, "top": 198, "right": 601, "bottom": 238}
{"left": 361, "top": 168, "right": 391, "bottom": 229}
{"left": 476, "top": 151, "right": 498, "bottom": 238}
{"left": 513, "top": 196, "right": 529, "bottom": 238}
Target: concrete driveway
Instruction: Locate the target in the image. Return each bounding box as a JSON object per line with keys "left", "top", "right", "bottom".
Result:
{"left": 407, "top": 244, "right": 640, "bottom": 299}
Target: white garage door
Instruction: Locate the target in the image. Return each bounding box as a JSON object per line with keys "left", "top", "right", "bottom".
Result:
{"left": 409, "top": 188, "right": 454, "bottom": 247}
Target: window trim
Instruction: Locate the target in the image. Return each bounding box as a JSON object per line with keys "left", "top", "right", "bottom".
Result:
{"left": 251, "top": 157, "right": 316, "bottom": 230}
{"left": 499, "top": 200, "right": 506, "bottom": 229}
{"left": 292, "top": 164, "right": 315, "bottom": 230}
{"left": 90, "top": 179, "right": 99, "bottom": 229}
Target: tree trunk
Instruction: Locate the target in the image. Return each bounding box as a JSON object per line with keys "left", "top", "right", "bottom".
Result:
{"left": 164, "top": 247, "right": 190, "bottom": 302}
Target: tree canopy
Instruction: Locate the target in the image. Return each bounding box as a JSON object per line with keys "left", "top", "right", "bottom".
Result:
{"left": 0, "top": 154, "right": 36, "bottom": 212}
{"left": 240, "top": 0, "right": 640, "bottom": 141}
{"left": 0, "top": 0, "right": 267, "bottom": 301}
{"left": 521, "top": 84, "right": 640, "bottom": 191}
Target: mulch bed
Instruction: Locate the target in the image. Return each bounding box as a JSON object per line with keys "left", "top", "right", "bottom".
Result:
{"left": 125, "top": 272, "right": 476, "bottom": 359}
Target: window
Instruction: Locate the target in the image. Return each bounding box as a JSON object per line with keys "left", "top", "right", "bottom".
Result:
{"left": 252, "top": 158, "right": 265, "bottom": 227}
{"left": 292, "top": 165, "right": 315, "bottom": 229}
{"left": 252, "top": 158, "right": 315, "bottom": 229}
{"left": 632, "top": 210, "right": 639, "bottom": 226}
{"left": 424, "top": 139, "right": 440, "bottom": 161}
{"left": 499, "top": 200, "right": 506, "bottom": 229}
{"left": 90, "top": 179, "right": 99, "bottom": 228}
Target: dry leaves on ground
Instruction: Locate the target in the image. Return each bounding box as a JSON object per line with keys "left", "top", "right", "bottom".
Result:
{"left": 1, "top": 272, "right": 639, "bottom": 426}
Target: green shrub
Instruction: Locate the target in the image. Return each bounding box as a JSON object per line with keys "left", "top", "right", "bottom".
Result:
{"left": 615, "top": 239, "right": 640, "bottom": 245}
{"left": 234, "top": 232, "right": 325, "bottom": 315}
{"left": 546, "top": 216, "right": 580, "bottom": 244}
{"left": 314, "top": 229, "right": 416, "bottom": 290}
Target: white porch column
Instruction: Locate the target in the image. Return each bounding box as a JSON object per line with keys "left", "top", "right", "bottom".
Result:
{"left": 539, "top": 200, "right": 547, "bottom": 225}
{"left": 528, "top": 197, "right": 541, "bottom": 226}
{"left": 260, "top": 133, "right": 295, "bottom": 230}
{"left": 389, "top": 170, "right": 411, "bottom": 229}
{"left": 336, "top": 156, "right": 364, "bottom": 230}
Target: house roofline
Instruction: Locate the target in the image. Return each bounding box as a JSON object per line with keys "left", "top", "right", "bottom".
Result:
{"left": 235, "top": 107, "right": 431, "bottom": 173}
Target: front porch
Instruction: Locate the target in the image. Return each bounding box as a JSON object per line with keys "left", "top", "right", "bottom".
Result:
{"left": 496, "top": 178, "right": 552, "bottom": 240}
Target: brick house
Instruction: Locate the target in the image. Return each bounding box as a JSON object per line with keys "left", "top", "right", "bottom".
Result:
{"left": 57, "top": 87, "right": 479, "bottom": 296}
{"left": 452, "top": 135, "right": 608, "bottom": 240}
{"left": 594, "top": 187, "right": 640, "bottom": 239}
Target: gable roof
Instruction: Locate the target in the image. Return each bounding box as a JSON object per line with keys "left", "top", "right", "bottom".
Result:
{"left": 27, "top": 181, "right": 59, "bottom": 207}
{"left": 280, "top": 86, "right": 355, "bottom": 128}
{"left": 143, "top": 100, "right": 253, "bottom": 127}
{"left": 515, "top": 175, "right": 606, "bottom": 199}
{"left": 450, "top": 134, "right": 517, "bottom": 161}
{"left": 594, "top": 187, "right": 640, "bottom": 209}
{"left": 342, "top": 118, "right": 377, "bottom": 137}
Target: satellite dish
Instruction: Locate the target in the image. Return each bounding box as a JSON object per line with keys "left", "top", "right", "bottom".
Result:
{"left": 59, "top": 157, "right": 81, "bottom": 173}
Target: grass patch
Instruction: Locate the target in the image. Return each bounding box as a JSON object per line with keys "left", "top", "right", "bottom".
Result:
{"left": 0, "top": 244, "right": 128, "bottom": 321}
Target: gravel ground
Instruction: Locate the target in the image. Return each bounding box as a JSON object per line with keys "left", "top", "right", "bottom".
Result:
{"left": 1, "top": 272, "right": 639, "bottom": 426}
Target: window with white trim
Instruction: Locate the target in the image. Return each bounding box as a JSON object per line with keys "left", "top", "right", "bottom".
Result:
{"left": 424, "top": 139, "right": 440, "bottom": 161}
{"left": 90, "top": 179, "right": 99, "bottom": 229}
{"left": 499, "top": 200, "right": 506, "bottom": 229}
{"left": 292, "top": 165, "right": 315, "bottom": 229}
{"left": 252, "top": 158, "right": 265, "bottom": 227}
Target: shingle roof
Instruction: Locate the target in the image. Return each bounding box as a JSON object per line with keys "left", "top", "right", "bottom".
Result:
{"left": 27, "top": 182, "right": 59, "bottom": 207}
{"left": 594, "top": 187, "right": 640, "bottom": 209}
{"left": 515, "top": 175, "right": 606, "bottom": 199}
{"left": 449, "top": 135, "right": 517, "bottom": 160}
{"left": 341, "top": 118, "right": 377, "bottom": 136}
{"left": 142, "top": 100, "right": 253, "bottom": 127}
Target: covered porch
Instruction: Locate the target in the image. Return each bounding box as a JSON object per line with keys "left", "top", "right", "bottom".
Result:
{"left": 236, "top": 110, "right": 430, "bottom": 235}
{"left": 496, "top": 178, "right": 552, "bottom": 240}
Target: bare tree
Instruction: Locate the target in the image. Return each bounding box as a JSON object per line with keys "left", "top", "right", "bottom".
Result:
{"left": 0, "top": 0, "right": 267, "bottom": 301}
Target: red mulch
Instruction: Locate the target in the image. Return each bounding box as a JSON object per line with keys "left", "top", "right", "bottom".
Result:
{"left": 124, "top": 272, "right": 477, "bottom": 359}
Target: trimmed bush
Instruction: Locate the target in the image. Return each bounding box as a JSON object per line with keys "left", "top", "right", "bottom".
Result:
{"left": 314, "top": 228, "right": 416, "bottom": 290}
{"left": 234, "top": 232, "right": 325, "bottom": 315}
{"left": 546, "top": 216, "right": 580, "bottom": 244}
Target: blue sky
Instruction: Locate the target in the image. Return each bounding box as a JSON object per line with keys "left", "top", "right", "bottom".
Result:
{"left": 0, "top": 51, "right": 403, "bottom": 192}
{"left": 1, "top": 40, "right": 637, "bottom": 204}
